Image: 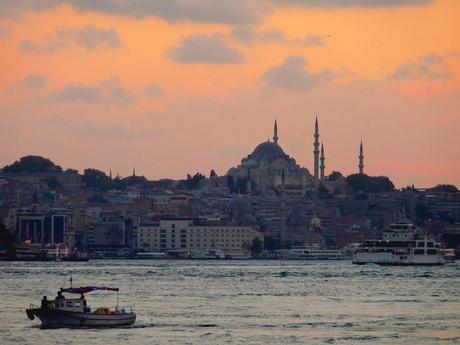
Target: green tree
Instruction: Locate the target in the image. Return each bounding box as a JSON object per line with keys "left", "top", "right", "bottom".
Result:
{"left": 250, "top": 237, "right": 263, "bottom": 256}
{"left": 328, "top": 171, "right": 343, "bottom": 181}
{"left": 317, "top": 183, "right": 330, "bottom": 199}
{"left": 46, "top": 176, "right": 61, "bottom": 189}
{"left": 226, "top": 175, "right": 237, "bottom": 193}
{"left": 82, "top": 169, "right": 112, "bottom": 191}
{"left": 3, "top": 155, "right": 62, "bottom": 173}
{"left": 346, "top": 174, "right": 394, "bottom": 193}
{"left": 415, "top": 202, "right": 431, "bottom": 220}
{"left": 429, "top": 184, "right": 458, "bottom": 193}
{"left": 88, "top": 195, "right": 108, "bottom": 203}
{"left": 264, "top": 236, "right": 283, "bottom": 251}
{"left": 0, "top": 224, "right": 15, "bottom": 245}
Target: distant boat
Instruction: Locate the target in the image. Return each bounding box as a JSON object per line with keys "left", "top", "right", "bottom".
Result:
{"left": 352, "top": 221, "right": 448, "bottom": 266}
{"left": 275, "top": 247, "right": 346, "bottom": 260}
{"left": 189, "top": 248, "right": 226, "bottom": 259}
{"left": 134, "top": 252, "right": 166, "bottom": 259}
{"left": 61, "top": 252, "right": 90, "bottom": 262}
{"left": 26, "top": 286, "right": 136, "bottom": 328}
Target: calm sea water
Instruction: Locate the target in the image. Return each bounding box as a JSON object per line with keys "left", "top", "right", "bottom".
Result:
{"left": 0, "top": 260, "right": 458, "bottom": 344}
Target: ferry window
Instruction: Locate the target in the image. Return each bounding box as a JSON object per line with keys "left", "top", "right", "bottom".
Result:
{"left": 417, "top": 242, "right": 424, "bottom": 247}
{"left": 414, "top": 249, "right": 425, "bottom": 255}
{"left": 427, "top": 242, "right": 434, "bottom": 248}
{"left": 427, "top": 249, "right": 437, "bottom": 255}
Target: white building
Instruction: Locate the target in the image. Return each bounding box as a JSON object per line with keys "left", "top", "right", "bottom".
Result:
{"left": 136, "top": 218, "right": 263, "bottom": 254}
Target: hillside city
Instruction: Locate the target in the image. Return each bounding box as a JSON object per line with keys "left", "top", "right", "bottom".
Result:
{"left": 1, "top": 121, "right": 459, "bottom": 260}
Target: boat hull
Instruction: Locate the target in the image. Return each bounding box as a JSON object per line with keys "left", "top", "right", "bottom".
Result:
{"left": 27, "top": 308, "right": 136, "bottom": 328}
{"left": 352, "top": 252, "right": 445, "bottom": 266}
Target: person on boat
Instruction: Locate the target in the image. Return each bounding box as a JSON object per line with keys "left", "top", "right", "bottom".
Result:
{"left": 41, "top": 296, "right": 49, "bottom": 309}
{"left": 55, "top": 291, "right": 65, "bottom": 302}
{"left": 79, "top": 293, "right": 87, "bottom": 306}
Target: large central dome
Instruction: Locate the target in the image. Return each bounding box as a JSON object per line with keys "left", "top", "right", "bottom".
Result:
{"left": 249, "top": 142, "right": 288, "bottom": 162}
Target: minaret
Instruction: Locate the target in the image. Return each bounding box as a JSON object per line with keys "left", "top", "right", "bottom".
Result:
{"left": 109, "top": 169, "right": 112, "bottom": 179}
{"left": 273, "top": 119, "right": 278, "bottom": 145}
{"left": 320, "top": 142, "right": 325, "bottom": 181}
{"left": 313, "top": 116, "right": 320, "bottom": 181}
{"left": 359, "top": 140, "right": 364, "bottom": 174}
{"left": 133, "top": 168, "right": 136, "bottom": 177}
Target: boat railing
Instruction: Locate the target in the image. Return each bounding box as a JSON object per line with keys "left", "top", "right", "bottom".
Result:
{"left": 115, "top": 306, "right": 133, "bottom": 314}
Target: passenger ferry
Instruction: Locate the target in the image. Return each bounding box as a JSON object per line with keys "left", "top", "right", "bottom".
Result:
{"left": 276, "top": 246, "right": 346, "bottom": 260}
{"left": 26, "top": 286, "right": 136, "bottom": 328}
{"left": 353, "top": 221, "right": 446, "bottom": 266}
{"left": 189, "top": 248, "right": 226, "bottom": 259}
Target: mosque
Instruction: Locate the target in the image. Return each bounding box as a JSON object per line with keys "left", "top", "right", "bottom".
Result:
{"left": 226, "top": 118, "right": 365, "bottom": 195}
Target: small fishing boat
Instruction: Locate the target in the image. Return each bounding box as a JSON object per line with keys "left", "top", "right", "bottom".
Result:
{"left": 26, "top": 286, "right": 136, "bottom": 328}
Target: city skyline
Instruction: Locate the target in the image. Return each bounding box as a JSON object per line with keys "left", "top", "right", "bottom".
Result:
{"left": 1, "top": 1, "right": 459, "bottom": 187}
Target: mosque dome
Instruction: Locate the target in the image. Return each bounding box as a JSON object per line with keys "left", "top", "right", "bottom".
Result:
{"left": 247, "top": 142, "right": 288, "bottom": 163}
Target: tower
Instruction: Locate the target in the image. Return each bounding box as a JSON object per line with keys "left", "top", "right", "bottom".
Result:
{"left": 313, "top": 116, "right": 320, "bottom": 180}
{"left": 273, "top": 119, "right": 278, "bottom": 145}
{"left": 320, "top": 142, "right": 325, "bottom": 181}
{"left": 359, "top": 140, "right": 364, "bottom": 174}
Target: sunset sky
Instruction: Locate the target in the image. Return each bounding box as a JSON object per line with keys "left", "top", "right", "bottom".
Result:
{"left": 1, "top": 0, "right": 459, "bottom": 187}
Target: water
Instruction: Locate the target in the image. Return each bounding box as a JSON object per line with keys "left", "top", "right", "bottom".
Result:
{"left": 0, "top": 260, "right": 459, "bottom": 344}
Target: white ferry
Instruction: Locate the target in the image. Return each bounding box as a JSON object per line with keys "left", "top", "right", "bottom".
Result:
{"left": 134, "top": 252, "right": 167, "bottom": 259}
{"left": 189, "top": 248, "right": 226, "bottom": 259}
{"left": 276, "top": 246, "right": 346, "bottom": 260}
{"left": 353, "top": 222, "right": 446, "bottom": 266}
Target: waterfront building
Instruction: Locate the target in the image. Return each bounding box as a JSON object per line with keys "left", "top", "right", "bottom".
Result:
{"left": 136, "top": 218, "right": 263, "bottom": 254}
{"left": 12, "top": 206, "right": 70, "bottom": 245}
{"left": 88, "top": 211, "right": 126, "bottom": 256}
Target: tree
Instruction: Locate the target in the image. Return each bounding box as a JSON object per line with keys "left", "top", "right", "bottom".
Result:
{"left": 328, "top": 171, "right": 343, "bottom": 182}
{"left": 429, "top": 184, "right": 458, "bottom": 193}
{"left": 88, "top": 195, "right": 108, "bottom": 203}
{"left": 317, "top": 183, "right": 330, "bottom": 199}
{"left": 209, "top": 169, "right": 217, "bottom": 178}
{"left": 0, "top": 224, "right": 16, "bottom": 258}
{"left": 346, "top": 174, "right": 394, "bottom": 193}
{"left": 3, "top": 155, "right": 62, "bottom": 173}
{"left": 415, "top": 202, "right": 431, "bottom": 220}
{"left": 250, "top": 237, "right": 263, "bottom": 256}
{"left": 46, "top": 176, "right": 61, "bottom": 189}
{"left": 82, "top": 169, "right": 112, "bottom": 191}
{"left": 236, "top": 177, "right": 247, "bottom": 194}
{"left": 264, "top": 236, "right": 283, "bottom": 251}
{"left": 226, "top": 175, "right": 236, "bottom": 193}
{"left": 0, "top": 224, "right": 15, "bottom": 245}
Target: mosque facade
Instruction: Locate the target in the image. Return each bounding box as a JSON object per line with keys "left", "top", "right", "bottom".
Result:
{"left": 226, "top": 118, "right": 365, "bottom": 196}
{"left": 226, "top": 120, "right": 315, "bottom": 194}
